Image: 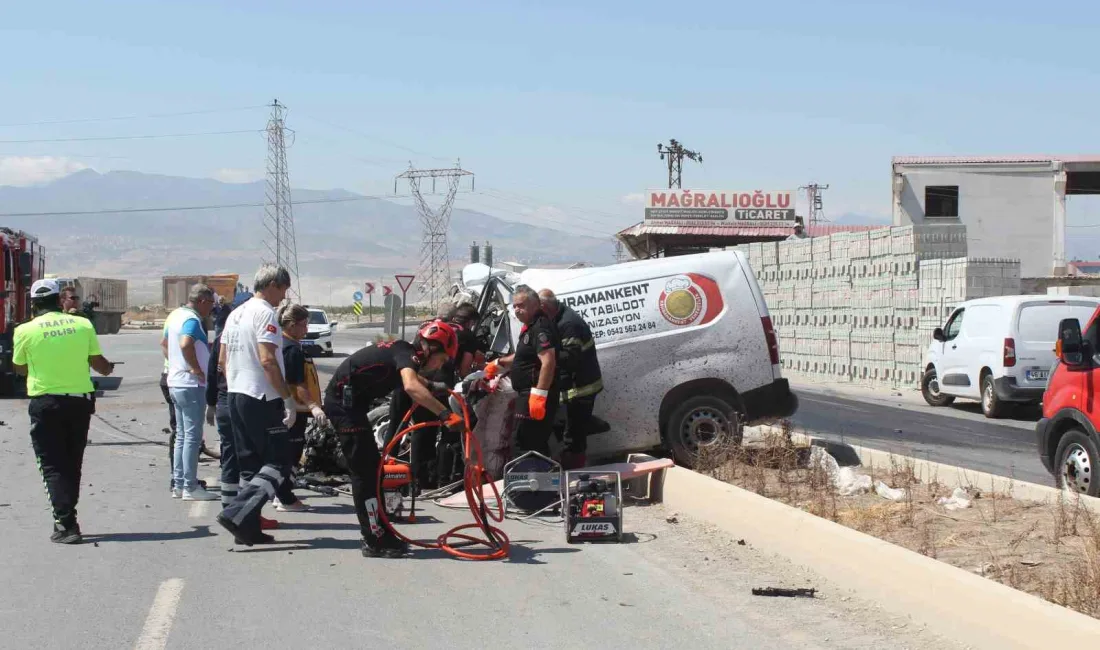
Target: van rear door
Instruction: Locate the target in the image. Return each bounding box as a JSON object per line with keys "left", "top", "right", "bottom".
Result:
{"left": 733, "top": 252, "right": 782, "bottom": 380}
{"left": 1015, "top": 300, "right": 1100, "bottom": 389}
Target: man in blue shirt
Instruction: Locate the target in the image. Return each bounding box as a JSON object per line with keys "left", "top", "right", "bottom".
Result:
{"left": 162, "top": 284, "right": 218, "bottom": 501}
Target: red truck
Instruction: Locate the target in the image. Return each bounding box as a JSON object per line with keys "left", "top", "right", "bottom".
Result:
{"left": 0, "top": 228, "right": 47, "bottom": 394}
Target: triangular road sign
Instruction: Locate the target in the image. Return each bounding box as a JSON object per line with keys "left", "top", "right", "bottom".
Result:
{"left": 395, "top": 274, "right": 415, "bottom": 293}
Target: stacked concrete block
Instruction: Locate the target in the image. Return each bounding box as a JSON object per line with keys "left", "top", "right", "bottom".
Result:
{"left": 913, "top": 224, "right": 968, "bottom": 260}
{"left": 729, "top": 223, "right": 1028, "bottom": 391}
{"left": 939, "top": 257, "right": 1022, "bottom": 317}
{"left": 829, "top": 327, "right": 851, "bottom": 378}
{"left": 1048, "top": 285, "right": 1100, "bottom": 297}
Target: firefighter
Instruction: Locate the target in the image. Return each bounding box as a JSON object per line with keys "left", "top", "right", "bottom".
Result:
{"left": 382, "top": 303, "right": 484, "bottom": 489}
{"left": 14, "top": 279, "right": 115, "bottom": 544}
{"left": 483, "top": 284, "right": 560, "bottom": 457}
{"left": 322, "top": 321, "right": 463, "bottom": 558}
{"left": 538, "top": 288, "right": 603, "bottom": 470}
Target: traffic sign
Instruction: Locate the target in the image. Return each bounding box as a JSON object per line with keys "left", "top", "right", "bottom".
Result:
{"left": 353, "top": 290, "right": 364, "bottom": 302}
{"left": 382, "top": 285, "right": 393, "bottom": 297}
{"left": 364, "top": 282, "right": 375, "bottom": 294}
{"left": 394, "top": 274, "right": 416, "bottom": 339}
{"left": 352, "top": 301, "right": 363, "bottom": 316}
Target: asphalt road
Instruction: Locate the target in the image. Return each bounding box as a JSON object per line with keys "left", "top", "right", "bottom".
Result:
{"left": 0, "top": 330, "right": 960, "bottom": 650}
{"left": 791, "top": 384, "right": 1050, "bottom": 486}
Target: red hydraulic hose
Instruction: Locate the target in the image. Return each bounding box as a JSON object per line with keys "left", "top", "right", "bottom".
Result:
{"left": 376, "top": 390, "right": 509, "bottom": 560}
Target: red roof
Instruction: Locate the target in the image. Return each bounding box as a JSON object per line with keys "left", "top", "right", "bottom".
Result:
{"left": 893, "top": 155, "right": 1100, "bottom": 165}
{"left": 617, "top": 223, "right": 797, "bottom": 238}
{"left": 805, "top": 223, "right": 883, "bottom": 237}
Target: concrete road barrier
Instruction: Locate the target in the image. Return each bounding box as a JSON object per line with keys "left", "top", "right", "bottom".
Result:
{"left": 659, "top": 465, "right": 1100, "bottom": 649}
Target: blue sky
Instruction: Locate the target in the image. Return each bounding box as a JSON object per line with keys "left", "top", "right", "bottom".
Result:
{"left": 2, "top": 0, "right": 1100, "bottom": 238}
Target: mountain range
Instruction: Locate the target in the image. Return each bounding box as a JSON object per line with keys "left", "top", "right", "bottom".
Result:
{"left": 0, "top": 170, "right": 615, "bottom": 305}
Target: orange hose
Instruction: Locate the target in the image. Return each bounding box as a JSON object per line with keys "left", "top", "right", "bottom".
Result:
{"left": 376, "top": 390, "right": 510, "bottom": 560}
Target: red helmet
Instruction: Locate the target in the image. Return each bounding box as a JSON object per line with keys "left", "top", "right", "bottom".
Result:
{"left": 416, "top": 319, "right": 459, "bottom": 360}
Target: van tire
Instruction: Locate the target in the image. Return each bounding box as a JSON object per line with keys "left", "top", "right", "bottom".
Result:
{"left": 664, "top": 395, "right": 743, "bottom": 468}
{"left": 981, "top": 373, "right": 1006, "bottom": 419}
{"left": 1054, "top": 428, "right": 1100, "bottom": 497}
{"left": 921, "top": 368, "right": 954, "bottom": 407}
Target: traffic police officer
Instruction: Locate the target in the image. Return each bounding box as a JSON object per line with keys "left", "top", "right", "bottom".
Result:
{"left": 538, "top": 288, "right": 603, "bottom": 470}
{"left": 14, "top": 279, "right": 115, "bottom": 544}
{"left": 484, "top": 284, "right": 560, "bottom": 456}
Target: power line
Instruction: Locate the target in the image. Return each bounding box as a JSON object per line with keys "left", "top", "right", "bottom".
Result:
{"left": 296, "top": 112, "right": 453, "bottom": 163}
{"left": 474, "top": 189, "right": 629, "bottom": 234}
{"left": 466, "top": 191, "right": 617, "bottom": 238}
{"left": 0, "top": 129, "right": 262, "bottom": 144}
{"left": 0, "top": 194, "right": 398, "bottom": 218}
{"left": 0, "top": 105, "right": 267, "bottom": 128}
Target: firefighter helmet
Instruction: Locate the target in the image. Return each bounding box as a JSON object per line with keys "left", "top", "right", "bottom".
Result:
{"left": 416, "top": 319, "right": 459, "bottom": 360}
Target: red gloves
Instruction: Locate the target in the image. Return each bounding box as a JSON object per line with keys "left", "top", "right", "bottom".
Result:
{"left": 529, "top": 388, "right": 548, "bottom": 421}
{"left": 438, "top": 409, "right": 464, "bottom": 432}
{"left": 483, "top": 360, "right": 499, "bottom": 379}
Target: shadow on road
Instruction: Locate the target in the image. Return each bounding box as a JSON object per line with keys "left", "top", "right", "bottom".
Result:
{"left": 233, "top": 535, "right": 583, "bottom": 564}
{"left": 83, "top": 525, "right": 217, "bottom": 544}
{"left": 87, "top": 440, "right": 161, "bottom": 447}
{"left": 943, "top": 400, "right": 1042, "bottom": 422}
{"left": 295, "top": 503, "right": 355, "bottom": 515}
{"left": 275, "top": 522, "right": 362, "bottom": 531}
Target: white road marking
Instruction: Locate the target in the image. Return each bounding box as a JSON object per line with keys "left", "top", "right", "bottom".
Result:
{"left": 133, "top": 578, "right": 184, "bottom": 650}
{"left": 188, "top": 500, "right": 212, "bottom": 518}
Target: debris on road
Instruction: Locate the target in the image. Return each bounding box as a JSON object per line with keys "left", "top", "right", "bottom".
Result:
{"left": 752, "top": 587, "right": 816, "bottom": 598}
{"left": 937, "top": 487, "right": 972, "bottom": 511}
{"left": 875, "top": 481, "right": 907, "bottom": 501}
{"left": 666, "top": 513, "right": 679, "bottom": 524}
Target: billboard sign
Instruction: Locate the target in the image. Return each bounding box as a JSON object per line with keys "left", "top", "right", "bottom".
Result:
{"left": 644, "top": 189, "right": 798, "bottom": 227}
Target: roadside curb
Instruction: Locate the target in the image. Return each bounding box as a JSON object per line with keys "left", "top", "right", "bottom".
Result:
{"left": 659, "top": 465, "right": 1100, "bottom": 649}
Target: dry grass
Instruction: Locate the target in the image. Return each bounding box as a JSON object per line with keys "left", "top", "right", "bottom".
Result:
{"left": 700, "top": 424, "right": 1100, "bottom": 620}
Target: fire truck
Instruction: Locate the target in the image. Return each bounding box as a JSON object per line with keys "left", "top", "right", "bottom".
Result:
{"left": 0, "top": 228, "right": 46, "bottom": 394}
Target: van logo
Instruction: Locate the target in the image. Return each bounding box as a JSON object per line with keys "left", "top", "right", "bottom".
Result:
{"left": 659, "top": 276, "right": 704, "bottom": 326}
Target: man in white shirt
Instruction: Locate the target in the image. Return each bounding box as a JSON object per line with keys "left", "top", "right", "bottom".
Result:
{"left": 216, "top": 265, "right": 298, "bottom": 545}
{"left": 162, "top": 284, "right": 218, "bottom": 501}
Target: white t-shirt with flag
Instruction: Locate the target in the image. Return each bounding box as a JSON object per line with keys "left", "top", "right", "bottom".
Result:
{"left": 223, "top": 296, "right": 285, "bottom": 401}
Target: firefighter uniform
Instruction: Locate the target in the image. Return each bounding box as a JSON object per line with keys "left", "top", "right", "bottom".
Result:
{"left": 553, "top": 304, "right": 603, "bottom": 465}
{"left": 15, "top": 281, "right": 106, "bottom": 544}
{"left": 511, "top": 311, "right": 561, "bottom": 456}
{"left": 323, "top": 340, "right": 420, "bottom": 550}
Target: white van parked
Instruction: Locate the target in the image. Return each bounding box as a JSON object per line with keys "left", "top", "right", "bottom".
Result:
{"left": 922, "top": 295, "right": 1100, "bottom": 417}
{"left": 465, "top": 250, "right": 798, "bottom": 466}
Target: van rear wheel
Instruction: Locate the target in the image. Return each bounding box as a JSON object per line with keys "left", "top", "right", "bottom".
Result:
{"left": 981, "top": 373, "right": 1006, "bottom": 419}
{"left": 665, "top": 395, "right": 743, "bottom": 468}
{"left": 921, "top": 368, "right": 954, "bottom": 407}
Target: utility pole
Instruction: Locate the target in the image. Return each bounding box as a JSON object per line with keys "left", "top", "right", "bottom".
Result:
{"left": 395, "top": 161, "right": 474, "bottom": 313}
{"left": 800, "top": 182, "right": 830, "bottom": 232}
{"left": 261, "top": 99, "right": 300, "bottom": 301}
{"left": 613, "top": 238, "right": 626, "bottom": 263}
{"left": 657, "top": 139, "right": 703, "bottom": 189}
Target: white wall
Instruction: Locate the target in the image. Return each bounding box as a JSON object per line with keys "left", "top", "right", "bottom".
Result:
{"left": 894, "top": 164, "right": 1055, "bottom": 277}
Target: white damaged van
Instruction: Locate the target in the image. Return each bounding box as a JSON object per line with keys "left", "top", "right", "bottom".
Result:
{"left": 465, "top": 250, "right": 798, "bottom": 466}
